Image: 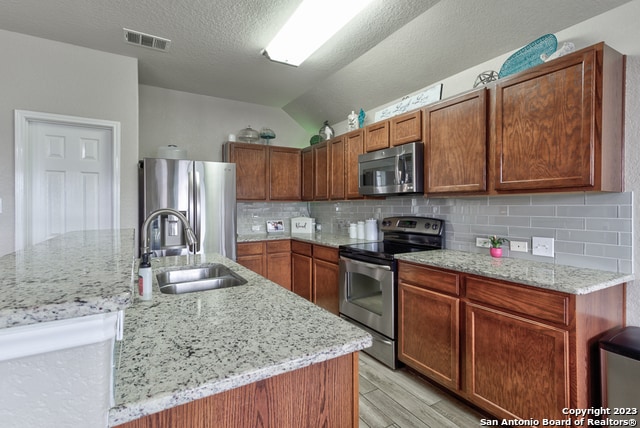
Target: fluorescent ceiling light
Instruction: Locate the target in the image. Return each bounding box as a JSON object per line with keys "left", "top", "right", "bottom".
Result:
{"left": 263, "top": 0, "right": 374, "bottom": 67}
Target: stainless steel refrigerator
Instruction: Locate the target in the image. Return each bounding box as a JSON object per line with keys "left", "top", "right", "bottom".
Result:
{"left": 139, "top": 158, "right": 237, "bottom": 260}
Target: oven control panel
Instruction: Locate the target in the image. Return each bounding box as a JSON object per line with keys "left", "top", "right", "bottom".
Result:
{"left": 380, "top": 216, "right": 443, "bottom": 236}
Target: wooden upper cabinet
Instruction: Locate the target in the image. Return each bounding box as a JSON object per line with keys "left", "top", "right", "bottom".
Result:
{"left": 269, "top": 146, "right": 301, "bottom": 200}
{"left": 225, "top": 142, "right": 301, "bottom": 201}
{"left": 494, "top": 42, "right": 624, "bottom": 193}
{"left": 301, "top": 146, "right": 314, "bottom": 201}
{"left": 424, "top": 88, "right": 488, "bottom": 194}
{"left": 344, "top": 129, "right": 364, "bottom": 199}
{"left": 329, "top": 137, "right": 345, "bottom": 200}
{"left": 390, "top": 110, "right": 422, "bottom": 146}
{"left": 226, "top": 143, "right": 268, "bottom": 200}
{"left": 364, "top": 120, "right": 389, "bottom": 152}
{"left": 313, "top": 141, "right": 329, "bottom": 200}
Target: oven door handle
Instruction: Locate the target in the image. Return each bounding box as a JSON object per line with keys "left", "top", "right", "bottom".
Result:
{"left": 340, "top": 256, "right": 391, "bottom": 271}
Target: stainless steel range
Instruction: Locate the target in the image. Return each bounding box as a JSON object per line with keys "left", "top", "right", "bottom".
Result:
{"left": 339, "top": 216, "right": 444, "bottom": 369}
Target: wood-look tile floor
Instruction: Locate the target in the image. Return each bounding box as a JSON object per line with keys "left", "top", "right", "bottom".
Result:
{"left": 358, "top": 353, "right": 486, "bottom": 428}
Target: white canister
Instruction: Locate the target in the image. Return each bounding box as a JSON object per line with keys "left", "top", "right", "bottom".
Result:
{"left": 365, "top": 219, "right": 378, "bottom": 241}
{"left": 349, "top": 223, "right": 357, "bottom": 239}
{"left": 357, "top": 221, "right": 365, "bottom": 239}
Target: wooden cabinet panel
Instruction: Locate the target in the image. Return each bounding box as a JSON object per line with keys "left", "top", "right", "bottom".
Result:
{"left": 227, "top": 143, "right": 268, "bottom": 200}
{"left": 344, "top": 130, "right": 364, "bottom": 199}
{"left": 301, "top": 147, "right": 314, "bottom": 201}
{"left": 238, "top": 241, "right": 291, "bottom": 289}
{"left": 465, "top": 303, "right": 569, "bottom": 420}
{"left": 115, "top": 353, "right": 358, "bottom": 428}
{"left": 313, "top": 142, "right": 329, "bottom": 200}
{"left": 314, "top": 258, "right": 339, "bottom": 315}
{"left": 291, "top": 252, "right": 313, "bottom": 301}
{"left": 465, "top": 276, "right": 569, "bottom": 326}
{"left": 398, "top": 262, "right": 460, "bottom": 296}
{"left": 267, "top": 252, "right": 292, "bottom": 291}
{"left": 424, "top": 89, "right": 488, "bottom": 194}
{"left": 329, "top": 137, "right": 345, "bottom": 200}
{"left": 291, "top": 240, "right": 312, "bottom": 257}
{"left": 390, "top": 110, "right": 422, "bottom": 146}
{"left": 494, "top": 43, "right": 623, "bottom": 193}
{"left": 398, "top": 282, "right": 460, "bottom": 390}
{"left": 313, "top": 244, "right": 338, "bottom": 264}
{"left": 237, "top": 242, "right": 265, "bottom": 275}
{"left": 269, "top": 146, "right": 301, "bottom": 200}
{"left": 266, "top": 240, "right": 292, "bottom": 291}
{"left": 364, "top": 121, "right": 389, "bottom": 152}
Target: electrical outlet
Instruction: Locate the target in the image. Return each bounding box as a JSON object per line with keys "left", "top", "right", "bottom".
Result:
{"left": 510, "top": 240, "right": 528, "bottom": 252}
{"left": 532, "top": 237, "right": 554, "bottom": 257}
{"left": 476, "top": 237, "right": 491, "bottom": 248}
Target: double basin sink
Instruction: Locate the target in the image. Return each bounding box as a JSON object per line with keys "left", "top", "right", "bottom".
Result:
{"left": 156, "top": 263, "right": 247, "bottom": 294}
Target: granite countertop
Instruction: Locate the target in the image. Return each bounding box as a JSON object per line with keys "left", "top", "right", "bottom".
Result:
{"left": 109, "top": 253, "right": 372, "bottom": 426}
{"left": 0, "top": 229, "right": 135, "bottom": 329}
{"left": 238, "top": 232, "right": 377, "bottom": 248}
{"left": 397, "top": 249, "right": 633, "bottom": 295}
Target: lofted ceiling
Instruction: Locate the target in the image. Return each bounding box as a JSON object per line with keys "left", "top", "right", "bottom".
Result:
{"left": 0, "top": 0, "right": 631, "bottom": 134}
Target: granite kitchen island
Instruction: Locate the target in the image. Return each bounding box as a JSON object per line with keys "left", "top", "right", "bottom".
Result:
{"left": 0, "top": 230, "right": 371, "bottom": 427}
{"left": 109, "top": 253, "right": 371, "bottom": 427}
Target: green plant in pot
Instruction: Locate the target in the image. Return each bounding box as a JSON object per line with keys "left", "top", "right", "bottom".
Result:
{"left": 489, "top": 235, "right": 509, "bottom": 258}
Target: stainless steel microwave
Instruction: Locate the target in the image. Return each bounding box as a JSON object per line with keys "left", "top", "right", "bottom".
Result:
{"left": 358, "top": 142, "right": 424, "bottom": 196}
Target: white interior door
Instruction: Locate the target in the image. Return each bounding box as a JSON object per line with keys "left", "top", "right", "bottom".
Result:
{"left": 30, "top": 122, "right": 113, "bottom": 244}
{"left": 15, "top": 110, "right": 121, "bottom": 250}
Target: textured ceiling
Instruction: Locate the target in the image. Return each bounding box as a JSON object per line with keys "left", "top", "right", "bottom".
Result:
{"left": 0, "top": 0, "right": 631, "bottom": 133}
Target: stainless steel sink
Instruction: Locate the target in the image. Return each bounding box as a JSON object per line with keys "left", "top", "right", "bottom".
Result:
{"left": 156, "top": 263, "right": 247, "bottom": 294}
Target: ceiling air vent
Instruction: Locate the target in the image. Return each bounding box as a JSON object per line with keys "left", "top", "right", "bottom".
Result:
{"left": 123, "top": 28, "right": 170, "bottom": 52}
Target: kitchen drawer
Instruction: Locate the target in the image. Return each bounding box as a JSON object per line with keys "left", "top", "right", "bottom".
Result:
{"left": 398, "top": 261, "right": 460, "bottom": 296}
{"left": 291, "top": 240, "right": 312, "bottom": 256}
{"left": 313, "top": 245, "right": 338, "bottom": 263}
{"left": 465, "top": 276, "right": 569, "bottom": 326}
{"left": 237, "top": 241, "right": 265, "bottom": 256}
{"left": 267, "top": 240, "right": 291, "bottom": 253}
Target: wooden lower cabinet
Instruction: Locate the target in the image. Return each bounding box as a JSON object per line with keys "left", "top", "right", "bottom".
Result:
{"left": 115, "top": 352, "right": 360, "bottom": 428}
{"left": 236, "top": 242, "right": 265, "bottom": 276}
{"left": 291, "top": 242, "right": 339, "bottom": 314}
{"left": 291, "top": 241, "right": 313, "bottom": 300}
{"left": 312, "top": 245, "right": 340, "bottom": 315}
{"left": 237, "top": 241, "right": 291, "bottom": 290}
{"left": 266, "top": 241, "right": 292, "bottom": 290}
{"left": 397, "top": 260, "right": 625, "bottom": 422}
{"left": 398, "top": 282, "right": 460, "bottom": 390}
{"left": 465, "top": 303, "right": 569, "bottom": 420}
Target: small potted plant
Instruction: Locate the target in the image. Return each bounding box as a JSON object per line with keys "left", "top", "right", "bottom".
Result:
{"left": 489, "top": 235, "right": 509, "bottom": 258}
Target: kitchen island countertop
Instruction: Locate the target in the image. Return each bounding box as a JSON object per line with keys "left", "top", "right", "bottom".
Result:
{"left": 0, "top": 229, "right": 134, "bottom": 329}
{"left": 109, "top": 253, "right": 371, "bottom": 426}
{"left": 397, "top": 249, "right": 633, "bottom": 294}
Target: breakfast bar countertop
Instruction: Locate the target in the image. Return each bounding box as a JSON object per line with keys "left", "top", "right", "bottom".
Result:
{"left": 0, "top": 229, "right": 135, "bottom": 329}
{"left": 396, "top": 249, "right": 633, "bottom": 295}
{"left": 109, "top": 253, "right": 372, "bottom": 426}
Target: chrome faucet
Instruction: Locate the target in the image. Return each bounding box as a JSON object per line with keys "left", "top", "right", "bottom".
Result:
{"left": 141, "top": 208, "right": 197, "bottom": 256}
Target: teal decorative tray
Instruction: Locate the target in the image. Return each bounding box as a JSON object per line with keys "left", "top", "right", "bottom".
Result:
{"left": 498, "top": 34, "right": 558, "bottom": 78}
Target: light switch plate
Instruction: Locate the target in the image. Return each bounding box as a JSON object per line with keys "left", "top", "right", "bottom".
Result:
{"left": 532, "top": 237, "right": 554, "bottom": 257}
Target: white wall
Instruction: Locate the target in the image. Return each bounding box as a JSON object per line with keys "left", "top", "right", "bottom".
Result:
{"left": 0, "top": 29, "right": 139, "bottom": 257}
{"left": 139, "top": 85, "right": 311, "bottom": 162}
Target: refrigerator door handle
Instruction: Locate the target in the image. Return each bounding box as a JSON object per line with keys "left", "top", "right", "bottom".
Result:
{"left": 189, "top": 167, "right": 201, "bottom": 253}
{"left": 194, "top": 170, "right": 202, "bottom": 253}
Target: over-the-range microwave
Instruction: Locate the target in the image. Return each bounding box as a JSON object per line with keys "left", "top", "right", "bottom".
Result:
{"left": 358, "top": 141, "right": 424, "bottom": 196}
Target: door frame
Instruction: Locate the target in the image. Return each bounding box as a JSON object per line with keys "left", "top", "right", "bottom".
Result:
{"left": 14, "top": 110, "right": 121, "bottom": 251}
